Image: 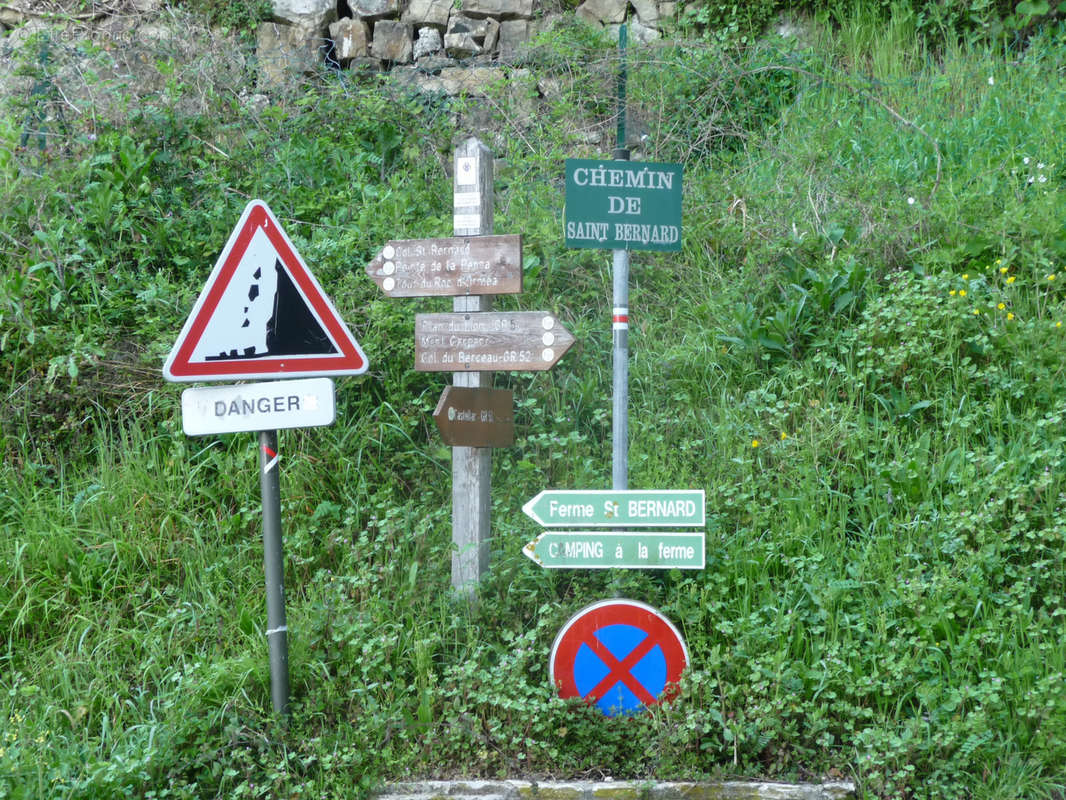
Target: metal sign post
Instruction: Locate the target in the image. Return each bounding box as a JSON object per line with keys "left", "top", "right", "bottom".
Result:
{"left": 612, "top": 23, "right": 630, "bottom": 492}
{"left": 258, "top": 430, "right": 290, "bottom": 716}
{"left": 165, "top": 199, "right": 368, "bottom": 718}
{"left": 562, "top": 26, "right": 682, "bottom": 491}
{"left": 612, "top": 248, "right": 630, "bottom": 491}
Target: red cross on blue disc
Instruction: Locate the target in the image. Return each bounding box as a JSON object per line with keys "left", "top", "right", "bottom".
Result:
{"left": 549, "top": 599, "right": 688, "bottom": 717}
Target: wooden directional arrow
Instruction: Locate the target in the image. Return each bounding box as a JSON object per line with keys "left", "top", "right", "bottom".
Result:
{"left": 414, "top": 312, "right": 575, "bottom": 372}
{"left": 366, "top": 234, "right": 522, "bottom": 297}
{"left": 433, "top": 386, "right": 514, "bottom": 447}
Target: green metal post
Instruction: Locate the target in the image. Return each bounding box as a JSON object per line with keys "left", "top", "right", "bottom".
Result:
{"left": 612, "top": 24, "right": 630, "bottom": 491}
{"left": 614, "top": 23, "right": 629, "bottom": 160}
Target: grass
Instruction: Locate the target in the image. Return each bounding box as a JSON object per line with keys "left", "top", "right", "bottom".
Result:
{"left": 1, "top": 6, "right": 1066, "bottom": 800}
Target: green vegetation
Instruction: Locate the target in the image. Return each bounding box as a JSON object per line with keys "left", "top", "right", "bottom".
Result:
{"left": 1, "top": 5, "right": 1065, "bottom": 799}
{"left": 674, "top": 0, "right": 1064, "bottom": 44}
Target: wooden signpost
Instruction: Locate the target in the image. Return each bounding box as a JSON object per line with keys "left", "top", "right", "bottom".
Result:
{"left": 365, "top": 235, "right": 522, "bottom": 297}
{"left": 450, "top": 139, "right": 495, "bottom": 594}
{"left": 433, "top": 386, "right": 515, "bottom": 447}
{"left": 366, "top": 137, "right": 576, "bottom": 594}
{"left": 414, "top": 312, "right": 574, "bottom": 372}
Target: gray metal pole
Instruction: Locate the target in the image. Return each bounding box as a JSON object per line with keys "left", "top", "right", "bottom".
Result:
{"left": 612, "top": 24, "right": 630, "bottom": 492}
{"left": 612, "top": 249, "right": 629, "bottom": 492}
{"left": 258, "top": 429, "right": 290, "bottom": 716}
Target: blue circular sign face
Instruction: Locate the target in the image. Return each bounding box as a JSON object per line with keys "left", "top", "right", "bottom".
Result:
{"left": 572, "top": 623, "right": 670, "bottom": 715}
{"left": 550, "top": 600, "right": 688, "bottom": 717}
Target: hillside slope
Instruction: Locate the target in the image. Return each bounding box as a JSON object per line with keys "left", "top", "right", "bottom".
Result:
{"left": 1, "top": 8, "right": 1065, "bottom": 800}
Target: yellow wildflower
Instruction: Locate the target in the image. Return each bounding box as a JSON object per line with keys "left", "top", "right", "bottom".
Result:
{"left": 997, "top": 303, "right": 1006, "bottom": 310}
{"left": 959, "top": 289, "right": 967, "bottom": 297}
{"left": 1007, "top": 313, "right": 1015, "bottom": 321}
{"left": 1000, "top": 266, "right": 1008, "bottom": 274}
{"left": 751, "top": 439, "right": 760, "bottom": 448}
{"left": 1007, "top": 276, "right": 1016, "bottom": 284}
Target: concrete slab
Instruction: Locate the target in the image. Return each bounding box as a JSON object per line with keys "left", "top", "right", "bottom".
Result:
{"left": 376, "top": 780, "right": 856, "bottom": 800}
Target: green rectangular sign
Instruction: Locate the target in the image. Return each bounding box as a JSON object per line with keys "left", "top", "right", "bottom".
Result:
{"left": 564, "top": 158, "right": 683, "bottom": 251}
{"left": 523, "top": 489, "right": 705, "bottom": 528}
{"left": 523, "top": 532, "right": 705, "bottom": 570}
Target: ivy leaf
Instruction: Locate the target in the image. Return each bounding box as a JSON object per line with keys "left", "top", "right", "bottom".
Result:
{"left": 1015, "top": 0, "right": 1050, "bottom": 14}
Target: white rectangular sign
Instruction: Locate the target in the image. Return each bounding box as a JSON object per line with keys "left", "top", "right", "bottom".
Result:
{"left": 181, "top": 378, "right": 335, "bottom": 436}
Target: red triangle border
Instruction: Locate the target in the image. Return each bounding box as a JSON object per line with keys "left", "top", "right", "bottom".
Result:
{"left": 164, "top": 200, "right": 368, "bottom": 382}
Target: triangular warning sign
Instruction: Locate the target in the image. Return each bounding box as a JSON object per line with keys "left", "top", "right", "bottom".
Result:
{"left": 164, "top": 200, "right": 368, "bottom": 382}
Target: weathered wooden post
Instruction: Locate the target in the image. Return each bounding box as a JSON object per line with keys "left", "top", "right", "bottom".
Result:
{"left": 366, "top": 138, "right": 573, "bottom": 594}
{"left": 451, "top": 137, "right": 494, "bottom": 593}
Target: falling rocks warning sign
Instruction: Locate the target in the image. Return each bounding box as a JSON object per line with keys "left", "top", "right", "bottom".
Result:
{"left": 163, "top": 199, "right": 367, "bottom": 382}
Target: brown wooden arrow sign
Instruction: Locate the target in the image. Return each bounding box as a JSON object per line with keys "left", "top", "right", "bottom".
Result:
{"left": 415, "top": 312, "right": 575, "bottom": 372}
{"left": 433, "top": 386, "right": 515, "bottom": 447}
{"left": 366, "top": 234, "right": 522, "bottom": 297}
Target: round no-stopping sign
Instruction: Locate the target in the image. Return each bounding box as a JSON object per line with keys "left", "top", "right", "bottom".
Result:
{"left": 549, "top": 599, "right": 688, "bottom": 717}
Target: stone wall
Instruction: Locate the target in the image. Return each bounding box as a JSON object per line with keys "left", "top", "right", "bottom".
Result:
{"left": 0, "top": 0, "right": 697, "bottom": 151}
{"left": 258, "top": 0, "right": 676, "bottom": 89}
